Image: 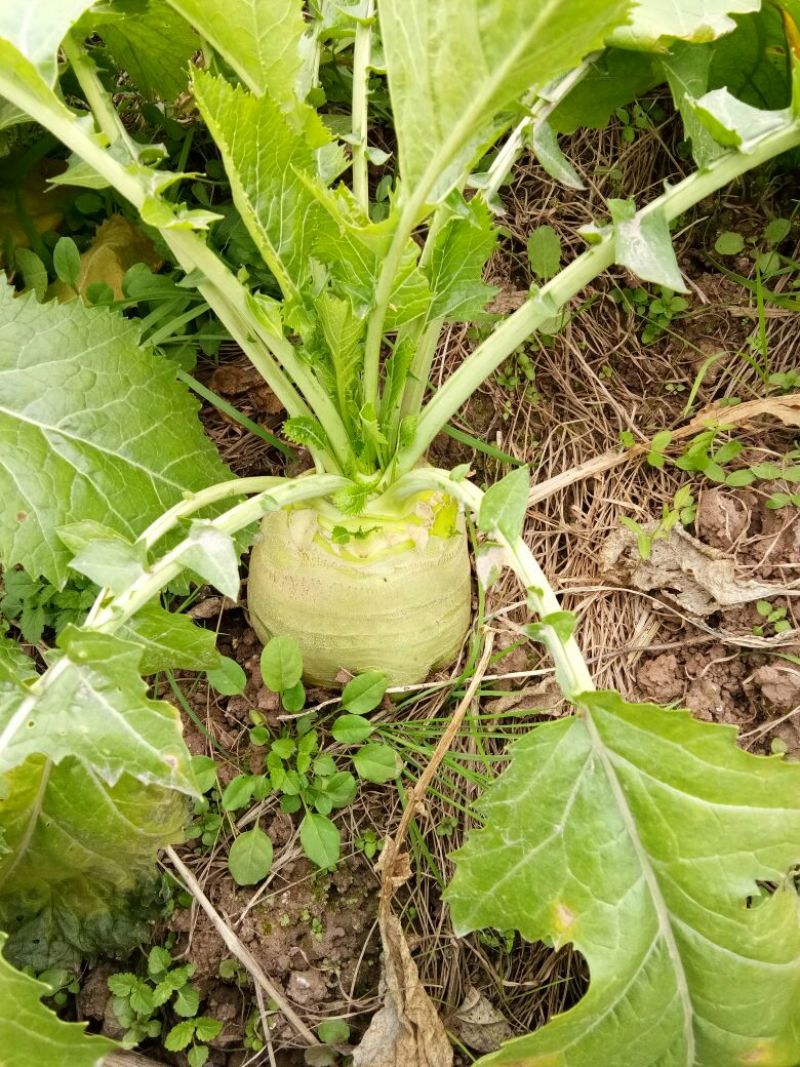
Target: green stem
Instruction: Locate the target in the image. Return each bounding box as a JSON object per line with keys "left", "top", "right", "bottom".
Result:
{"left": 402, "top": 117, "right": 800, "bottom": 474}
{"left": 399, "top": 316, "right": 444, "bottom": 421}
{"left": 90, "top": 475, "right": 348, "bottom": 631}
{"left": 479, "top": 56, "right": 596, "bottom": 207}
{"left": 61, "top": 35, "right": 129, "bottom": 148}
{"left": 391, "top": 468, "right": 594, "bottom": 700}
{"left": 0, "top": 54, "right": 355, "bottom": 474}
{"left": 351, "top": 0, "right": 375, "bottom": 213}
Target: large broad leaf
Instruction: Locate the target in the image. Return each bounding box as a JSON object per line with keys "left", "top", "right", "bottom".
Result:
{"left": 0, "top": 0, "right": 96, "bottom": 86}
{"left": 379, "top": 0, "right": 629, "bottom": 202}
{"left": 550, "top": 49, "right": 660, "bottom": 134}
{"left": 448, "top": 693, "right": 800, "bottom": 1065}
{"left": 192, "top": 72, "right": 327, "bottom": 293}
{"left": 94, "top": 0, "right": 199, "bottom": 102}
{"left": 662, "top": 44, "right": 724, "bottom": 168}
{"left": 164, "top": 0, "right": 306, "bottom": 108}
{"left": 0, "top": 283, "right": 230, "bottom": 584}
{"left": 0, "top": 754, "right": 187, "bottom": 968}
{"left": 0, "top": 931, "right": 116, "bottom": 1064}
{"left": 0, "top": 626, "right": 195, "bottom": 790}
{"left": 610, "top": 0, "right": 760, "bottom": 51}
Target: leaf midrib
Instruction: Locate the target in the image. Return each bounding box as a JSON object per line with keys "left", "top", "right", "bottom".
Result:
{"left": 583, "top": 706, "right": 696, "bottom": 1065}
{"left": 411, "top": 0, "right": 581, "bottom": 203}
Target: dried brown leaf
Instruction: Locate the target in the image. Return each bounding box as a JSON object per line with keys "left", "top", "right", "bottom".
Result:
{"left": 351, "top": 908, "right": 452, "bottom": 1067}
{"left": 450, "top": 986, "right": 514, "bottom": 1054}
{"left": 601, "top": 524, "right": 790, "bottom": 616}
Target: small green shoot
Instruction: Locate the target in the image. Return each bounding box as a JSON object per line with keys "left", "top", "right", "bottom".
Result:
{"left": 753, "top": 600, "right": 792, "bottom": 638}
{"left": 107, "top": 945, "right": 218, "bottom": 1055}
{"left": 620, "top": 486, "right": 696, "bottom": 561}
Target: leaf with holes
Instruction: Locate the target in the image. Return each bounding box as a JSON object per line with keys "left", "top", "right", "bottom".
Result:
{"left": 448, "top": 692, "right": 800, "bottom": 1065}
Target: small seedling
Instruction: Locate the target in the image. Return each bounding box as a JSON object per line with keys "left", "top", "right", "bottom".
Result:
{"left": 620, "top": 486, "right": 695, "bottom": 561}
{"left": 222, "top": 649, "right": 400, "bottom": 871}
{"left": 107, "top": 945, "right": 217, "bottom": 1054}
{"left": 713, "top": 216, "right": 793, "bottom": 280}
{"left": 753, "top": 600, "right": 792, "bottom": 637}
{"left": 611, "top": 284, "right": 689, "bottom": 344}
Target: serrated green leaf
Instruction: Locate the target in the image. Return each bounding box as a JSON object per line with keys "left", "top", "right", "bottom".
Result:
{"left": 352, "top": 743, "right": 402, "bottom": 784}
{"left": 0, "top": 931, "right": 116, "bottom": 1065}
{"left": 478, "top": 466, "right": 530, "bottom": 541}
{"left": 379, "top": 0, "right": 629, "bottom": 201}
{"left": 341, "top": 670, "right": 387, "bottom": 714}
{"left": 173, "top": 983, "right": 200, "bottom": 1018}
{"left": 95, "top": 1, "right": 198, "bottom": 102}
{"left": 0, "top": 627, "right": 193, "bottom": 791}
{"left": 120, "top": 603, "right": 223, "bottom": 675}
{"left": 0, "top": 283, "right": 230, "bottom": 585}
{"left": 165, "top": 0, "right": 306, "bottom": 110}
{"left": 0, "top": 753, "right": 187, "bottom": 968}
{"left": 300, "top": 812, "right": 340, "bottom": 868}
{"left": 316, "top": 292, "right": 365, "bottom": 415}
{"left": 610, "top": 0, "right": 760, "bottom": 52}
{"left": 426, "top": 198, "right": 498, "bottom": 321}
{"left": 448, "top": 692, "right": 800, "bottom": 1064}
{"left": 260, "top": 635, "right": 303, "bottom": 692}
{"left": 283, "top": 416, "right": 331, "bottom": 454}
{"left": 228, "top": 826, "right": 273, "bottom": 885}
{"left": 309, "top": 188, "right": 432, "bottom": 329}
{"left": 165, "top": 1018, "right": 196, "bottom": 1052}
{"left": 0, "top": 0, "right": 97, "bottom": 86}
{"left": 194, "top": 1016, "right": 223, "bottom": 1042}
{"left": 609, "top": 200, "right": 687, "bottom": 292}
{"left": 193, "top": 72, "right": 328, "bottom": 294}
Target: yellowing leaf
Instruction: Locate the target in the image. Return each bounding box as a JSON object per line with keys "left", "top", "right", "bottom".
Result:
{"left": 56, "top": 215, "right": 162, "bottom": 303}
